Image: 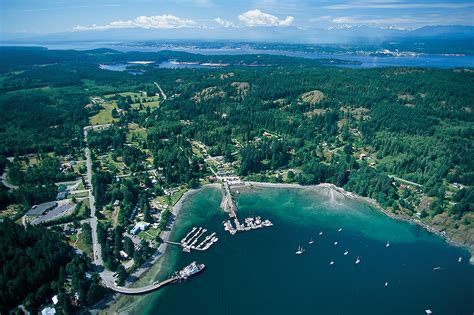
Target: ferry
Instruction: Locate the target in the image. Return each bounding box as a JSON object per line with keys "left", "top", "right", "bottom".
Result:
{"left": 178, "top": 261, "right": 205, "bottom": 279}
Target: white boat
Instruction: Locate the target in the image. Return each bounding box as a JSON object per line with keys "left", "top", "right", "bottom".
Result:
{"left": 384, "top": 282, "right": 388, "bottom": 287}
{"left": 334, "top": 241, "right": 338, "bottom": 245}
{"left": 319, "top": 232, "right": 323, "bottom": 235}
{"left": 458, "top": 257, "right": 462, "bottom": 263}
{"left": 433, "top": 266, "right": 441, "bottom": 271}
{"left": 308, "top": 239, "right": 314, "bottom": 245}
{"left": 344, "top": 250, "right": 349, "bottom": 256}
{"left": 330, "top": 261, "right": 334, "bottom": 265}
{"left": 386, "top": 241, "right": 390, "bottom": 247}
{"left": 295, "top": 246, "right": 305, "bottom": 255}
{"left": 355, "top": 256, "right": 360, "bottom": 264}
{"left": 425, "top": 310, "right": 432, "bottom": 315}
{"left": 338, "top": 228, "right": 342, "bottom": 232}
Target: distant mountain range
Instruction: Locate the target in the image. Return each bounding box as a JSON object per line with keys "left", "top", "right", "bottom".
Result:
{"left": 2, "top": 25, "right": 473, "bottom": 54}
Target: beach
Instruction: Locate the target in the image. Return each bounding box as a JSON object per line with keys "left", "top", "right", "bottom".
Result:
{"left": 244, "top": 181, "right": 474, "bottom": 264}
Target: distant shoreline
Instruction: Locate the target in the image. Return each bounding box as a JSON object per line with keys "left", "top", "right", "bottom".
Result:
{"left": 241, "top": 181, "right": 474, "bottom": 265}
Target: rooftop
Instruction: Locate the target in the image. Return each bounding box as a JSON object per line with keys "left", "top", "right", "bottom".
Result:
{"left": 25, "top": 201, "right": 57, "bottom": 217}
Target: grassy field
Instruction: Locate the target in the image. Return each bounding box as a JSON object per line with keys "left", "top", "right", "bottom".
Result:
{"left": 138, "top": 227, "right": 160, "bottom": 241}
{"left": 90, "top": 101, "right": 118, "bottom": 125}
{"left": 0, "top": 204, "right": 22, "bottom": 218}
{"left": 72, "top": 232, "right": 93, "bottom": 257}
{"left": 127, "top": 123, "right": 148, "bottom": 142}
{"left": 131, "top": 100, "right": 160, "bottom": 109}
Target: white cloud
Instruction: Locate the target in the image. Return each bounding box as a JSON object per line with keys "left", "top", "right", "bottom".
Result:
{"left": 238, "top": 9, "right": 294, "bottom": 27}
{"left": 309, "top": 16, "right": 333, "bottom": 22}
{"left": 214, "top": 17, "right": 236, "bottom": 28}
{"left": 332, "top": 16, "right": 412, "bottom": 24}
{"left": 74, "top": 15, "right": 196, "bottom": 31}
{"left": 323, "top": 2, "right": 474, "bottom": 10}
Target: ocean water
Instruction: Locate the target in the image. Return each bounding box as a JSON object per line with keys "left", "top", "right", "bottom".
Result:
{"left": 127, "top": 186, "right": 474, "bottom": 315}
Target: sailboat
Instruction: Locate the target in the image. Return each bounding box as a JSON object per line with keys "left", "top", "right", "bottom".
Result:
{"left": 308, "top": 238, "right": 314, "bottom": 245}
{"left": 355, "top": 256, "right": 361, "bottom": 264}
{"left": 295, "top": 246, "right": 305, "bottom": 255}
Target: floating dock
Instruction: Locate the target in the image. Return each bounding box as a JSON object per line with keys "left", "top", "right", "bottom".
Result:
{"left": 167, "top": 226, "right": 218, "bottom": 252}
{"left": 223, "top": 215, "right": 273, "bottom": 235}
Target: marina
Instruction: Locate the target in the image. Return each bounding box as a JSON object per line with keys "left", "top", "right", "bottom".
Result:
{"left": 166, "top": 226, "right": 219, "bottom": 252}
{"left": 135, "top": 186, "right": 474, "bottom": 315}
{"left": 221, "top": 181, "right": 273, "bottom": 235}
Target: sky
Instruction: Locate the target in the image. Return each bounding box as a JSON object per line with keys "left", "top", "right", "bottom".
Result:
{"left": 1, "top": 0, "right": 473, "bottom": 34}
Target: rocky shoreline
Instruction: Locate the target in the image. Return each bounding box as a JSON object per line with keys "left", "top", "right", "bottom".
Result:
{"left": 243, "top": 181, "right": 474, "bottom": 265}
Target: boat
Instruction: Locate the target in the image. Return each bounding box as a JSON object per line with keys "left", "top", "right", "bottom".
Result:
{"left": 433, "top": 266, "right": 441, "bottom": 271}
{"left": 308, "top": 238, "right": 314, "bottom": 245}
{"left": 295, "top": 246, "right": 305, "bottom": 255}
{"left": 334, "top": 241, "right": 338, "bottom": 245}
{"left": 458, "top": 257, "right": 462, "bottom": 263}
{"left": 384, "top": 282, "right": 388, "bottom": 287}
{"left": 338, "top": 228, "right": 342, "bottom": 232}
{"left": 355, "top": 256, "right": 360, "bottom": 264}
{"left": 319, "top": 232, "right": 323, "bottom": 235}
{"left": 386, "top": 241, "right": 390, "bottom": 247}
{"left": 330, "top": 261, "right": 334, "bottom": 265}
{"left": 344, "top": 250, "right": 349, "bottom": 256}
{"left": 178, "top": 261, "right": 205, "bottom": 279}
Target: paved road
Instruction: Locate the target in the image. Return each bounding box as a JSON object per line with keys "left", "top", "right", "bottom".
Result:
{"left": 153, "top": 82, "right": 167, "bottom": 100}
{"left": 83, "top": 124, "right": 180, "bottom": 295}
{"left": 0, "top": 169, "right": 19, "bottom": 190}
{"left": 83, "top": 126, "right": 108, "bottom": 268}
{"left": 388, "top": 175, "right": 422, "bottom": 187}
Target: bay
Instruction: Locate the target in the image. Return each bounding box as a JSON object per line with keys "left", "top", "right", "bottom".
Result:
{"left": 125, "top": 186, "right": 474, "bottom": 315}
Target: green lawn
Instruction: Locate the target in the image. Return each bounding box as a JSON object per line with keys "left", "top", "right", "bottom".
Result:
{"left": 90, "top": 101, "right": 118, "bottom": 125}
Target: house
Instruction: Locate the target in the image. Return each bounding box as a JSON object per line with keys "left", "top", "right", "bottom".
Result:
{"left": 41, "top": 307, "right": 56, "bottom": 315}
{"left": 131, "top": 221, "right": 150, "bottom": 235}
{"left": 56, "top": 191, "right": 68, "bottom": 200}
{"left": 119, "top": 250, "right": 129, "bottom": 259}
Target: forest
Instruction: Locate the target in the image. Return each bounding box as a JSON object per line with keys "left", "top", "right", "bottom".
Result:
{"left": 0, "top": 47, "right": 472, "bottom": 313}
{"left": 0, "top": 219, "right": 106, "bottom": 313}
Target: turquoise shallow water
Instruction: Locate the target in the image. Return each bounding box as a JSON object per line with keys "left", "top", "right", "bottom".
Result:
{"left": 130, "top": 186, "right": 474, "bottom": 315}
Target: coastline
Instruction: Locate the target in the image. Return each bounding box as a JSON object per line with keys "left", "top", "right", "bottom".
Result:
{"left": 243, "top": 181, "right": 474, "bottom": 264}
{"left": 103, "top": 183, "right": 221, "bottom": 313}
{"left": 103, "top": 179, "right": 472, "bottom": 312}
